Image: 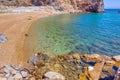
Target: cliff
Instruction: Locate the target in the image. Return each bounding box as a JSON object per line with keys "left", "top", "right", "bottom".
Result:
{"left": 0, "top": 0, "right": 104, "bottom": 12}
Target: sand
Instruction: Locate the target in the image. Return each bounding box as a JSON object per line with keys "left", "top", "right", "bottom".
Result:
{"left": 0, "top": 10, "right": 65, "bottom": 67}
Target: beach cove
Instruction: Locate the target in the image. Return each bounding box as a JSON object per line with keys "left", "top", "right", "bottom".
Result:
{"left": 0, "top": 5, "right": 120, "bottom": 80}
{"left": 0, "top": 6, "right": 67, "bottom": 67}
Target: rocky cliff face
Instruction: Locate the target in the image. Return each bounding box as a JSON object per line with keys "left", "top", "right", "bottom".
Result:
{"left": 53, "top": 0, "right": 104, "bottom": 12}
{"left": 0, "top": 0, "right": 104, "bottom": 12}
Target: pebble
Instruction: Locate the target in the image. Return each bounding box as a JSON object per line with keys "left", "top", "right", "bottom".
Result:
{"left": 13, "top": 73, "right": 22, "bottom": 79}
{"left": 21, "top": 71, "right": 28, "bottom": 78}
{"left": 5, "top": 73, "right": 10, "bottom": 78}
{"left": 0, "top": 78, "right": 7, "bottom": 80}
{"left": 44, "top": 71, "right": 65, "bottom": 80}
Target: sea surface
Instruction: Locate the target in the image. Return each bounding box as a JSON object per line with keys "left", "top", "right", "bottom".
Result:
{"left": 24, "top": 9, "right": 120, "bottom": 57}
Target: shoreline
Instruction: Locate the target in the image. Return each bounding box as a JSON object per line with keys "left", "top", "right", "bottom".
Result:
{"left": 0, "top": 6, "right": 68, "bottom": 67}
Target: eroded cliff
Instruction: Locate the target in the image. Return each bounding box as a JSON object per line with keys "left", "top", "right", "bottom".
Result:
{"left": 0, "top": 0, "right": 104, "bottom": 12}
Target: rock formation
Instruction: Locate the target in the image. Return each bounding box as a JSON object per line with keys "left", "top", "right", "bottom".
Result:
{"left": 0, "top": 0, "right": 104, "bottom": 12}
{"left": 0, "top": 52, "right": 120, "bottom": 79}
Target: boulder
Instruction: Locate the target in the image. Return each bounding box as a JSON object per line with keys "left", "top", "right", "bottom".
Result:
{"left": 44, "top": 71, "right": 65, "bottom": 80}
{"left": 13, "top": 73, "right": 22, "bottom": 79}
{"left": 112, "top": 55, "right": 120, "bottom": 61}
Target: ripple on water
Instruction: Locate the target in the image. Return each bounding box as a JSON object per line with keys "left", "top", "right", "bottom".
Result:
{"left": 24, "top": 10, "right": 120, "bottom": 57}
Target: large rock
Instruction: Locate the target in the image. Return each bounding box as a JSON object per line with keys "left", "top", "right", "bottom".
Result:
{"left": 112, "top": 55, "right": 120, "bottom": 61}
{"left": 44, "top": 71, "right": 65, "bottom": 80}
{"left": 88, "top": 61, "right": 105, "bottom": 80}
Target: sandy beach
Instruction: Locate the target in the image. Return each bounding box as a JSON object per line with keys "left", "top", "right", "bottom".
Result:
{"left": 0, "top": 8, "right": 65, "bottom": 67}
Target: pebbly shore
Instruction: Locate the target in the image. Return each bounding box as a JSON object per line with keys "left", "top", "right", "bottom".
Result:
{"left": 0, "top": 52, "right": 120, "bottom": 80}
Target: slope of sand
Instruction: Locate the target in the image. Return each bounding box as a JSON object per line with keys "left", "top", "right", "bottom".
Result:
{"left": 0, "top": 10, "right": 65, "bottom": 67}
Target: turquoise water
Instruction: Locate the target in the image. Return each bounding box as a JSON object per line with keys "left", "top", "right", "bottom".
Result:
{"left": 24, "top": 9, "right": 120, "bottom": 57}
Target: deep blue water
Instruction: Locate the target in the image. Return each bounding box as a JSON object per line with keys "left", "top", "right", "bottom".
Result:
{"left": 24, "top": 9, "right": 120, "bottom": 57}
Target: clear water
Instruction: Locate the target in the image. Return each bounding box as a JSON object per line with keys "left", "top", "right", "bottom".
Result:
{"left": 24, "top": 9, "right": 120, "bottom": 57}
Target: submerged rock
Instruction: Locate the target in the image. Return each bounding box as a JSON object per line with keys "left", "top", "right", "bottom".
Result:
{"left": 44, "top": 71, "right": 65, "bottom": 80}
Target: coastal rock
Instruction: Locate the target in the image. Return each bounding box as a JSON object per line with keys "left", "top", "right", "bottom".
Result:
{"left": 88, "top": 66, "right": 94, "bottom": 71}
{"left": 44, "top": 71, "right": 65, "bottom": 80}
{"left": 28, "top": 52, "right": 47, "bottom": 66}
{"left": 112, "top": 55, "right": 120, "bottom": 61}
{"left": 114, "top": 67, "right": 120, "bottom": 80}
{"left": 20, "top": 71, "right": 28, "bottom": 78}
{"left": 88, "top": 61, "right": 105, "bottom": 80}
{"left": 13, "top": 73, "right": 22, "bottom": 79}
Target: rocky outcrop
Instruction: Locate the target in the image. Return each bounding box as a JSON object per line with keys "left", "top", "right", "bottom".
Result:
{"left": 0, "top": 52, "right": 120, "bottom": 80}
{"left": 0, "top": 0, "right": 104, "bottom": 12}
{"left": 53, "top": 0, "right": 104, "bottom": 12}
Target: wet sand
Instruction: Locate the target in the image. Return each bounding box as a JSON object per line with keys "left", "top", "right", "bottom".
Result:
{"left": 0, "top": 10, "right": 65, "bottom": 67}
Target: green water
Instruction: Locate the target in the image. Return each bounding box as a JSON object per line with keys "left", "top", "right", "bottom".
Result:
{"left": 24, "top": 10, "right": 120, "bottom": 57}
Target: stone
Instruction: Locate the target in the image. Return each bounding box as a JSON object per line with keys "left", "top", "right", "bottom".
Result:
{"left": 112, "top": 55, "right": 120, "bottom": 61}
{"left": 13, "top": 73, "right": 22, "bottom": 79}
{"left": 44, "top": 71, "right": 65, "bottom": 80}
{"left": 7, "top": 76, "right": 14, "bottom": 80}
{"left": 30, "top": 77, "right": 35, "bottom": 80}
{"left": 114, "top": 67, "right": 120, "bottom": 80}
{"left": 5, "top": 73, "right": 10, "bottom": 78}
{"left": 88, "top": 66, "right": 94, "bottom": 71}
{"left": 0, "top": 78, "right": 7, "bottom": 80}
{"left": 63, "top": 65, "right": 68, "bottom": 69}
{"left": 88, "top": 61, "right": 105, "bottom": 80}
{"left": 28, "top": 53, "right": 41, "bottom": 65}
{"left": 72, "top": 53, "right": 81, "bottom": 60}
{"left": 21, "top": 71, "right": 28, "bottom": 78}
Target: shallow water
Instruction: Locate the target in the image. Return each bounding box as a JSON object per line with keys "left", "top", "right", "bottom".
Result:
{"left": 24, "top": 9, "right": 120, "bottom": 57}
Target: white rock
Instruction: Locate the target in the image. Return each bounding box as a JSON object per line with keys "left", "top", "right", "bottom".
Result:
{"left": 13, "top": 73, "right": 22, "bottom": 79}
{"left": 88, "top": 66, "right": 94, "bottom": 71}
{"left": 21, "top": 71, "right": 28, "bottom": 78}
{"left": 44, "top": 71, "right": 65, "bottom": 80}
{"left": 5, "top": 73, "right": 10, "bottom": 78}
{"left": 113, "top": 55, "right": 120, "bottom": 61}
{"left": 7, "top": 76, "right": 14, "bottom": 80}
{"left": 4, "top": 68, "right": 10, "bottom": 73}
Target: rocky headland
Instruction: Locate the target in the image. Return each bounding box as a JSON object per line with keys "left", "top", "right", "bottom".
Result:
{"left": 0, "top": 0, "right": 104, "bottom": 12}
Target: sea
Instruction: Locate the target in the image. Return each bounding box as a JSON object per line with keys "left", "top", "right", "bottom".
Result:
{"left": 24, "top": 9, "right": 120, "bottom": 57}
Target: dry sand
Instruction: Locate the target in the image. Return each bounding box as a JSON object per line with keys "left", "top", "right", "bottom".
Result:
{"left": 0, "top": 10, "right": 65, "bottom": 67}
